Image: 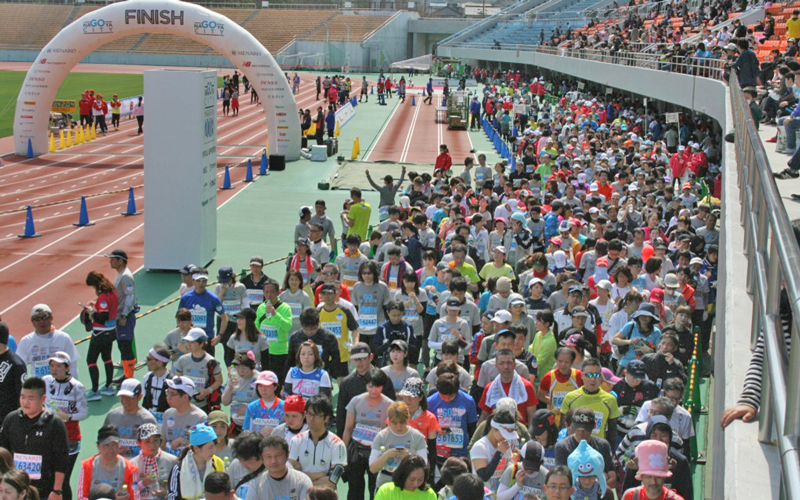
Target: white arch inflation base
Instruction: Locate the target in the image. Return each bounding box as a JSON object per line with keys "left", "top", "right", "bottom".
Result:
{"left": 14, "top": 0, "right": 300, "bottom": 161}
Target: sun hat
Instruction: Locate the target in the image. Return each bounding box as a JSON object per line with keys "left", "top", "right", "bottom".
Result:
{"left": 189, "top": 423, "right": 217, "bottom": 447}
{"left": 632, "top": 302, "right": 661, "bottom": 321}
{"left": 398, "top": 377, "right": 425, "bottom": 398}
{"left": 165, "top": 376, "right": 197, "bottom": 397}
{"left": 207, "top": 410, "right": 230, "bottom": 426}
{"left": 496, "top": 397, "right": 518, "bottom": 414}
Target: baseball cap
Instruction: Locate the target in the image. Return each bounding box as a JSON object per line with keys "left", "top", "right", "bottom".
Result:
{"left": 531, "top": 409, "right": 556, "bottom": 436}
{"left": 491, "top": 309, "right": 513, "bottom": 323}
{"left": 690, "top": 257, "right": 704, "bottom": 267}
{"left": 550, "top": 237, "right": 563, "bottom": 247}
{"left": 250, "top": 256, "right": 264, "bottom": 267}
{"left": 571, "top": 306, "right": 589, "bottom": 318}
{"left": 601, "top": 367, "right": 621, "bottom": 385}
{"left": 180, "top": 264, "right": 198, "bottom": 275}
{"left": 298, "top": 206, "right": 311, "bottom": 218}
{"left": 319, "top": 283, "right": 337, "bottom": 294}
{"left": 255, "top": 371, "right": 279, "bottom": 386}
{"left": 182, "top": 327, "right": 208, "bottom": 342}
{"left": 97, "top": 425, "right": 121, "bottom": 445}
{"left": 350, "top": 342, "right": 372, "bottom": 360}
{"left": 218, "top": 266, "right": 234, "bottom": 283}
{"left": 103, "top": 249, "right": 128, "bottom": 261}
{"left": 446, "top": 298, "right": 463, "bottom": 310}
{"left": 398, "top": 377, "right": 425, "bottom": 398}
{"left": 284, "top": 394, "right": 306, "bottom": 413}
{"left": 596, "top": 279, "right": 613, "bottom": 291}
{"left": 31, "top": 304, "right": 52, "bottom": 317}
{"left": 189, "top": 423, "right": 217, "bottom": 447}
{"left": 529, "top": 277, "right": 546, "bottom": 288}
{"left": 48, "top": 351, "right": 71, "bottom": 365}
{"left": 572, "top": 408, "right": 596, "bottom": 431}
{"left": 559, "top": 220, "right": 571, "bottom": 233}
{"left": 390, "top": 339, "right": 408, "bottom": 352}
{"left": 435, "top": 262, "right": 449, "bottom": 271}
{"left": 496, "top": 397, "right": 518, "bottom": 414}
{"left": 520, "top": 441, "right": 544, "bottom": 470}
{"left": 626, "top": 359, "right": 647, "bottom": 380}
{"left": 296, "top": 237, "right": 311, "bottom": 247}
{"left": 137, "top": 423, "right": 161, "bottom": 441}
{"left": 496, "top": 276, "right": 512, "bottom": 291}
{"left": 509, "top": 297, "right": 526, "bottom": 307}
{"left": 117, "top": 378, "right": 143, "bottom": 398}
{"left": 166, "top": 376, "right": 197, "bottom": 397}
{"left": 510, "top": 212, "right": 527, "bottom": 224}
{"left": 207, "top": 410, "right": 230, "bottom": 426}
{"left": 495, "top": 245, "right": 507, "bottom": 254}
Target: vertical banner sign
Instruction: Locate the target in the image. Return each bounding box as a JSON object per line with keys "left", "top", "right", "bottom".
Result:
{"left": 14, "top": 0, "right": 300, "bottom": 161}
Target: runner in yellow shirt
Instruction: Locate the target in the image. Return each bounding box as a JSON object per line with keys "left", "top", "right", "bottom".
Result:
{"left": 345, "top": 187, "right": 372, "bottom": 240}
{"left": 559, "top": 358, "right": 620, "bottom": 444}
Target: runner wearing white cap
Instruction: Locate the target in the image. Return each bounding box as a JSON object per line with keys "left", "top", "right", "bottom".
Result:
{"left": 16, "top": 304, "right": 80, "bottom": 380}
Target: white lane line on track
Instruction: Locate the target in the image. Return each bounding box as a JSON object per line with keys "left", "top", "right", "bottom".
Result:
{"left": 363, "top": 98, "right": 404, "bottom": 162}
{"left": 399, "top": 99, "right": 422, "bottom": 164}
{"left": 0, "top": 223, "right": 146, "bottom": 316}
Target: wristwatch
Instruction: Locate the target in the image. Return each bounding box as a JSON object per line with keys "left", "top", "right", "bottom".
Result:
{"left": 53, "top": 491, "right": 63, "bottom": 496}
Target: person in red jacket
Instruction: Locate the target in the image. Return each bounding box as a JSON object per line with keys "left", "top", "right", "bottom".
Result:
{"left": 77, "top": 425, "right": 139, "bottom": 500}
{"left": 670, "top": 145, "right": 688, "bottom": 185}
{"left": 688, "top": 142, "right": 708, "bottom": 177}
{"left": 327, "top": 85, "right": 338, "bottom": 111}
{"left": 434, "top": 144, "right": 452, "bottom": 175}
{"left": 92, "top": 94, "right": 108, "bottom": 136}
{"left": 79, "top": 93, "right": 92, "bottom": 128}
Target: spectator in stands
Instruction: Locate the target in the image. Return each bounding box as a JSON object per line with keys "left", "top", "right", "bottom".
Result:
{"left": 732, "top": 39, "right": 760, "bottom": 88}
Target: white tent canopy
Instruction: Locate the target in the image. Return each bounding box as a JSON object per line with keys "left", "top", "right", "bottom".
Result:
{"left": 390, "top": 54, "right": 432, "bottom": 71}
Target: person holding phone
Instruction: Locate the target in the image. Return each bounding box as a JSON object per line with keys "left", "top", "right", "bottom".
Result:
{"left": 369, "top": 402, "right": 427, "bottom": 490}
{"left": 82, "top": 271, "right": 119, "bottom": 401}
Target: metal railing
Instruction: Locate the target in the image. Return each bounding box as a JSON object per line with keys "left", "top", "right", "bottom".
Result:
{"left": 730, "top": 69, "right": 800, "bottom": 500}
{"left": 443, "top": 41, "right": 726, "bottom": 80}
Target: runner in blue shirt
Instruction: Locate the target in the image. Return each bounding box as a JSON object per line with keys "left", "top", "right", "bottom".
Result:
{"left": 427, "top": 373, "right": 478, "bottom": 467}
{"left": 243, "top": 371, "right": 285, "bottom": 436}
{"left": 177, "top": 269, "right": 228, "bottom": 357}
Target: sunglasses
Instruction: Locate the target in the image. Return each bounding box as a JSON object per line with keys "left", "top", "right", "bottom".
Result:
{"left": 32, "top": 315, "right": 51, "bottom": 321}
{"left": 584, "top": 372, "right": 602, "bottom": 379}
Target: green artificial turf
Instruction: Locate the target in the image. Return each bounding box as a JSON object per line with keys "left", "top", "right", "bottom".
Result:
{"left": 0, "top": 71, "right": 228, "bottom": 138}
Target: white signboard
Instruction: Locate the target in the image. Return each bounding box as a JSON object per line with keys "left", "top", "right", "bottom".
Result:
{"left": 143, "top": 70, "right": 217, "bottom": 270}
{"left": 577, "top": 82, "right": 585, "bottom": 90}
{"left": 335, "top": 102, "right": 356, "bottom": 129}
{"left": 666, "top": 112, "right": 680, "bottom": 123}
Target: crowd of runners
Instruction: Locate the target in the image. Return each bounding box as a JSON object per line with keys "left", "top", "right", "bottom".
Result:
{"left": 0, "top": 68, "right": 744, "bottom": 500}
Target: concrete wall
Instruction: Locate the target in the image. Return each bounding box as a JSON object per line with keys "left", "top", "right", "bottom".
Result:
{"left": 438, "top": 45, "right": 727, "bottom": 124}
{"left": 409, "top": 18, "right": 477, "bottom": 34}
{"left": 0, "top": 49, "right": 233, "bottom": 67}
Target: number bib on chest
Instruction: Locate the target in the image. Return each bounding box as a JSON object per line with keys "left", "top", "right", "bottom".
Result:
{"left": 551, "top": 391, "right": 568, "bottom": 410}
{"left": 352, "top": 424, "right": 381, "bottom": 446}
{"left": 436, "top": 427, "right": 465, "bottom": 449}
{"left": 260, "top": 324, "right": 278, "bottom": 343}
{"left": 322, "top": 321, "right": 342, "bottom": 339}
{"left": 223, "top": 299, "right": 241, "bottom": 315}
{"left": 246, "top": 289, "right": 264, "bottom": 304}
{"left": 359, "top": 306, "right": 378, "bottom": 331}
{"left": 288, "top": 303, "right": 303, "bottom": 318}
{"left": 14, "top": 454, "right": 42, "bottom": 479}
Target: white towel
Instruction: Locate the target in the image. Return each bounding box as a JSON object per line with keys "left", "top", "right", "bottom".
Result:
{"left": 484, "top": 371, "right": 528, "bottom": 409}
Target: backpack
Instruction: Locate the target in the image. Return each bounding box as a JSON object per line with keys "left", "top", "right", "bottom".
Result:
{"left": 206, "top": 359, "right": 222, "bottom": 411}
{"left": 617, "top": 322, "right": 636, "bottom": 355}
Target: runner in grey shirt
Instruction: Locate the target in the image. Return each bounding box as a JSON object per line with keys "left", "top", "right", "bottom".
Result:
{"left": 351, "top": 277, "right": 392, "bottom": 337}
{"left": 160, "top": 376, "right": 208, "bottom": 457}
{"left": 246, "top": 437, "right": 312, "bottom": 500}
{"left": 344, "top": 393, "right": 393, "bottom": 447}
{"left": 429, "top": 302, "right": 472, "bottom": 364}
{"left": 173, "top": 343, "right": 222, "bottom": 411}
{"left": 103, "top": 379, "right": 158, "bottom": 459}
{"left": 370, "top": 424, "right": 427, "bottom": 489}
{"left": 310, "top": 200, "right": 338, "bottom": 251}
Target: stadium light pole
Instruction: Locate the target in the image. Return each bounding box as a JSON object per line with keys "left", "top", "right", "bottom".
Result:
{"left": 322, "top": 21, "right": 330, "bottom": 69}
{"left": 343, "top": 23, "right": 351, "bottom": 71}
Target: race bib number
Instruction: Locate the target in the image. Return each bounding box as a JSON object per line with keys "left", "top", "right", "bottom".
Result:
{"left": 436, "top": 428, "right": 464, "bottom": 449}
{"left": 187, "top": 374, "right": 207, "bottom": 390}
{"left": 223, "top": 300, "right": 241, "bottom": 315}
{"left": 551, "top": 391, "right": 568, "bottom": 410}
{"left": 33, "top": 358, "right": 49, "bottom": 377}
{"left": 388, "top": 276, "right": 399, "bottom": 290}
{"left": 593, "top": 411, "right": 605, "bottom": 435}
{"left": 359, "top": 306, "right": 378, "bottom": 331}
{"left": 352, "top": 424, "right": 381, "bottom": 445}
{"left": 289, "top": 303, "right": 303, "bottom": 318}
{"left": 476, "top": 171, "right": 485, "bottom": 182}
{"left": 322, "top": 321, "right": 342, "bottom": 339}
{"left": 246, "top": 289, "right": 264, "bottom": 304}
{"left": 343, "top": 276, "right": 358, "bottom": 288}
{"left": 191, "top": 309, "right": 208, "bottom": 328}
{"left": 14, "top": 454, "right": 42, "bottom": 479}
{"left": 260, "top": 324, "right": 278, "bottom": 343}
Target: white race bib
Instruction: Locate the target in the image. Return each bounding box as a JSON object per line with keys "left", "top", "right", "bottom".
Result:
{"left": 352, "top": 424, "right": 381, "bottom": 445}
{"left": 322, "top": 321, "right": 342, "bottom": 339}
{"left": 436, "top": 427, "right": 465, "bottom": 449}
{"left": 14, "top": 454, "right": 42, "bottom": 479}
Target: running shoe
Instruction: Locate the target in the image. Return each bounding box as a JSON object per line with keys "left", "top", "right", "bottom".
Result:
{"left": 774, "top": 168, "right": 799, "bottom": 179}
{"left": 100, "top": 386, "right": 116, "bottom": 396}
{"left": 87, "top": 391, "right": 102, "bottom": 402}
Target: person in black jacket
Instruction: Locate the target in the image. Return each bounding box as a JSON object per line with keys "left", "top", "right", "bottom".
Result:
{"left": 0, "top": 377, "right": 70, "bottom": 500}
{"left": 141, "top": 343, "right": 173, "bottom": 424}
{"left": 0, "top": 321, "right": 26, "bottom": 423}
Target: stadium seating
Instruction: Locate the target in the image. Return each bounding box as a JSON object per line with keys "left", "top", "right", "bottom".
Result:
{"left": 0, "top": 4, "right": 72, "bottom": 50}
{"left": 243, "top": 10, "right": 339, "bottom": 54}
{"left": 303, "top": 13, "right": 394, "bottom": 43}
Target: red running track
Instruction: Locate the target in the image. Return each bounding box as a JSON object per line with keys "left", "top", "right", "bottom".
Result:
{"left": 0, "top": 75, "right": 358, "bottom": 337}
{"left": 365, "top": 91, "right": 474, "bottom": 165}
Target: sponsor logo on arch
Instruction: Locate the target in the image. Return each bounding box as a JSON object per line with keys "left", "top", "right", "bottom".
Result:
{"left": 83, "top": 18, "right": 114, "bottom": 34}
{"left": 194, "top": 19, "right": 224, "bottom": 36}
